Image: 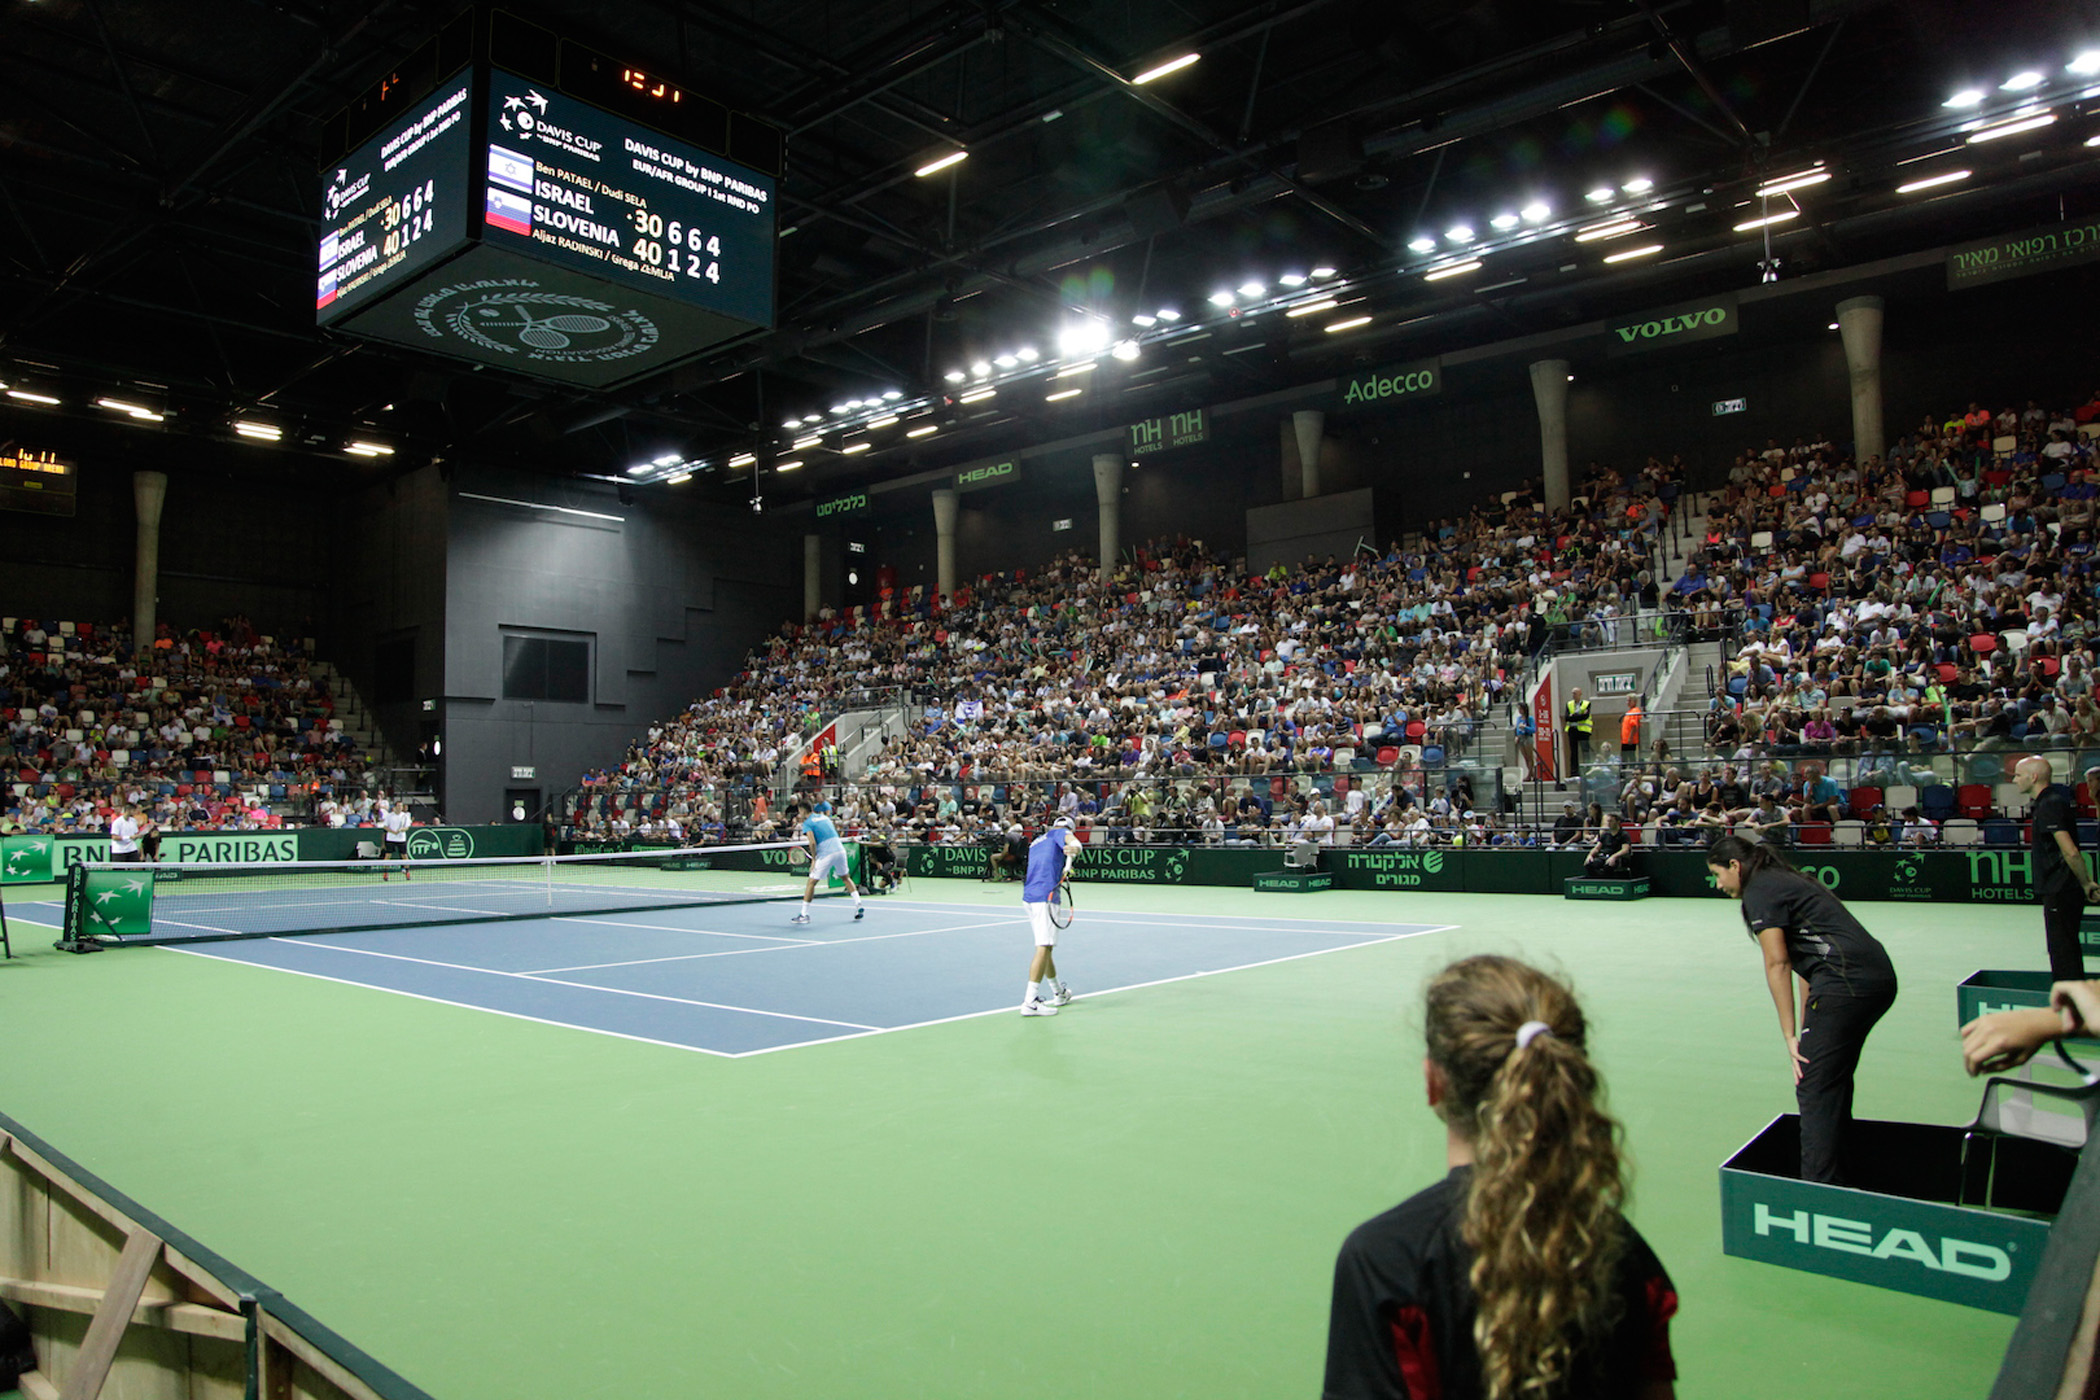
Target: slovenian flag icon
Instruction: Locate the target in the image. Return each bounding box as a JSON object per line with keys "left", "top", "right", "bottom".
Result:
{"left": 484, "top": 185, "right": 533, "bottom": 237}
{"left": 316, "top": 270, "right": 338, "bottom": 310}
{"left": 488, "top": 144, "right": 534, "bottom": 193}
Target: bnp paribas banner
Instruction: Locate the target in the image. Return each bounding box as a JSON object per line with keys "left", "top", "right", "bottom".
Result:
{"left": 0, "top": 825, "right": 542, "bottom": 883}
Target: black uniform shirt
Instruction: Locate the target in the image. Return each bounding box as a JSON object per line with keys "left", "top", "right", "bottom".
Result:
{"left": 2029, "top": 783, "right": 2084, "bottom": 899}
{"left": 1324, "top": 1167, "right": 1677, "bottom": 1400}
{"left": 1739, "top": 870, "right": 1897, "bottom": 993}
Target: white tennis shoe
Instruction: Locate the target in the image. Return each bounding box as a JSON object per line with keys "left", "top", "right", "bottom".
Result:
{"left": 1050, "top": 984, "right": 1073, "bottom": 1006}
{"left": 789, "top": 914, "right": 811, "bottom": 925}
{"left": 1021, "top": 998, "right": 1058, "bottom": 1017}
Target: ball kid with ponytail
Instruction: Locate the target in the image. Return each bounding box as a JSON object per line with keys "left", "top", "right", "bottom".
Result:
{"left": 1323, "top": 955, "right": 1678, "bottom": 1400}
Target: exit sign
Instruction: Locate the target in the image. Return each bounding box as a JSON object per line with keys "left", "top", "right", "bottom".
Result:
{"left": 1712, "top": 397, "right": 1748, "bottom": 416}
{"left": 1130, "top": 408, "right": 1208, "bottom": 456}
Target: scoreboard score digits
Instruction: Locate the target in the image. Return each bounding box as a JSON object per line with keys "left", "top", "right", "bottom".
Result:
{"left": 480, "top": 69, "right": 773, "bottom": 328}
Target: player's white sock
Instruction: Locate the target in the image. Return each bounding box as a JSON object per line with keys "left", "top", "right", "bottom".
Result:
{"left": 800, "top": 900, "right": 812, "bottom": 918}
{"left": 1024, "top": 981, "right": 1040, "bottom": 1004}
{"left": 852, "top": 890, "right": 863, "bottom": 908}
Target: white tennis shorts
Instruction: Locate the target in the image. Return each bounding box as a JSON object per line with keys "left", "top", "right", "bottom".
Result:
{"left": 1025, "top": 900, "right": 1056, "bottom": 947}
{"left": 809, "top": 848, "right": 850, "bottom": 883}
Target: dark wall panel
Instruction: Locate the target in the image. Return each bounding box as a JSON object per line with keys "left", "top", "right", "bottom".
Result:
{"left": 437, "top": 468, "right": 796, "bottom": 822}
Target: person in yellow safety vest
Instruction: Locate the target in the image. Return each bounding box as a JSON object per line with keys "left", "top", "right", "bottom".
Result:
{"left": 1563, "top": 686, "right": 1592, "bottom": 783}
{"left": 1619, "top": 696, "right": 1643, "bottom": 768}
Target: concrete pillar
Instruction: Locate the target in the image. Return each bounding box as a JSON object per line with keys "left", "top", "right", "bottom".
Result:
{"left": 1836, "top": 295, "right": 1885, "bottom": 466}
{"left": 1092, "top": 453, "right": 1123, "bottom": 579}
{"left": 931, "top": 488, "right": 959, "bottom": 599}
{"left": 802, "top": 533, "right": 821, "bottom": 623}
{"left": 1292, "top": 410, "right": 1325, "bottom": 498}
{"left": 132, "top": 470, "right": 167, "bottom": 645}
{"left": 1529, "top": 359, "right": 1571, "bottom": 513}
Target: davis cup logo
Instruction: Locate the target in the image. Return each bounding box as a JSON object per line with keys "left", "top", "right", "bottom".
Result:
{"left": 412, "top": 278, "right": 660, "bottom": 364}
{"left": 407, "top": 828, "right": 476, "bottom": 861}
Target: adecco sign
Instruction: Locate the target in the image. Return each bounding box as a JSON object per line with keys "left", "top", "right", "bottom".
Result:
{"left": 1605, "top": 294, "right": 1738, "bottom": 357}
{"left": 1335, "top": 357, "right": 1440, "bottom": 410}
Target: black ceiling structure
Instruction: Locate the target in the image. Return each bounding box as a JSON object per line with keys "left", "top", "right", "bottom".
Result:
{"left": 3, "top": 0, "right": 2098, "bottom": 505}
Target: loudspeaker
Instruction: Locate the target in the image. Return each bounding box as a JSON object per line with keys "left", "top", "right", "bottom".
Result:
{"left": 1123, "top": 183, "right": 1190, "bottom": 237}
{"left": 1296, "top": 123, "right": 1363, "bottom": 184}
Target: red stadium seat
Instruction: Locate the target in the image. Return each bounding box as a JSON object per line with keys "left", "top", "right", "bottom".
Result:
{"left": 1796, "top": 823, "right": 1832, "bottom": 846}
{"left": 1958, "top": 784, "right": 1993, "bottom": 820}
{"left": 1375, "top": 746, "right": 1399, "bottom": 767}
{"left": 1936, "top": 663, "right": 1958, "bottom": 683}
{"left": 1405, "top": 720, "right": 1427, "bottom": 741}
{"left": 1905, "top": 490, "right": 1929, "bottom": 508}
{"left": 1847, "top": 786, "right": 1882, "bottom": 815}
{"left": 1969, "top": 634, "right": 1997, "bottom": 653}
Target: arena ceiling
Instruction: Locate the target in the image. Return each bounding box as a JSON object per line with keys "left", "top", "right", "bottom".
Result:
{"left": 2, "top": 0, "right": 2098, "bottom": 507}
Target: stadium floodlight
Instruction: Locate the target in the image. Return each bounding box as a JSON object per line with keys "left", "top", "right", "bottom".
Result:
{"left": 1733, "top": 210, "right": 1800, "bottom": 231}
{"left": 1323, "top": 315, "right": 1372, "bottom": 332}
{"left": 1308, "top": 267, "right": 1337, "bottom": 279}
{"left": 1423, "top": 259, "right": 1483, "bottom": 281}
{"left": 1057, "top": 319, "right": 1114, "bottom": 357}
{"left": 1445, "top": 224, "right": 1475, "bottom": 243}
{"left": 1754, "top": 169, "right": 1829, "bottom": 197}
{"left": 233, "top": 420, "right": 280, "bottom": 440}
{"left": 1237, "top": 281, "right": 1266, "bottom": 298}
{"left": 1131, "top": 53, "right": 1199, "bottom": 84}
{"left": 1046, "top": 388, "right": 1083, "bottom": 402}
{"left": 1943, "top": 88, "right": 1986, "bottom": 108}
{"left": 1490, "top": 212, "right": 1520, "bottom": 231}
{"left": 1966, "top": 112, "right": 2056, "bottom": 142}
{"left": 1895, "top": 169, "right": 1970, "bottom": 193}
{"left": 8, "top": 389, "right": 60, "bottom": 406}
{"left": 868, "top": 415, "right": 900, "bottom": 429}
{"left": 774, "top": 460, "right": 804, "bottom": 472}
{"left": 666, "top": 472, "right": 692, "bottom": 485}
{"left": 1574, "top": 218, "right": 1643, "bottom": 242}
{"left": 2068, "top": 51, "right": 2100, "bottom": 77}
{"left": 1602, "top": 243, "right": 1663, "bottom": 264}
{"left": 1586, "top": 187, "right": 1616, "bottom": 203}
{"left": 959, "top": 387, "right": 997, "bottom": 404}
{"left": 1621, "top": 176, "right": 1654, "bottom": 193}
{"left": 943, "top": 369, "right": 966, "bottom": 383}
{"left": 907, "top": 424, "right": 939, "bottom": 438}
{"left": 729, "top": 452, "right": 758, "bottom": 467}
{"left": 1407, "top": 236, "right": 1437, "bottom": 254}
{"left": 1208, "top": 290, "right": 1236, "bottom": 307}
{"left": 994, "top": 353, "right": 1018, "bottom": 368}
{"left": 1520, "top": 201, "right": 1551, "bottom": 223}
{"left": 792, "top": 434, "right": 822, "bottom": 450}
{"left": 914, "top": 150, "right": 968, "bottom": 177}
{"left": 1284, "top": 299, "right": 1339, "bottom": 318}
{"left": 1111, "top": 339, "right": 1141, "bottom": 361}
{"left": 2000, "top": 70, "right": 2045, "bottom": 91}
{"left": 842, "top": 441, "right": 872, "bottom": 454}
{"left": 1155, "top": 306, "right": 1182, "bottom": 319}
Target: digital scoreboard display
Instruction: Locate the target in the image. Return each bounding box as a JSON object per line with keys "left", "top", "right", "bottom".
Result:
{"left": 479, "top": 69, "right": 774, "bottom": 328}
{"left": 316, "top": 62, "right": 777, "bottom": 390}
{"left": 316, "top": 78, "right": 473, "bottom": 325}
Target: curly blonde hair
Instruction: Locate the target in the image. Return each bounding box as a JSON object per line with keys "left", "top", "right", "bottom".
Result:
{"left": 1424, "top": 956, "right": 1629, "bottom": 1400}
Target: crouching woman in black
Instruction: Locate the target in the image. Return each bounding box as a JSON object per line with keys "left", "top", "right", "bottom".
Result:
{"left": 1323, "top": 955, "right": 1677, "bottom": 1400}
{"left": 1705, "top": 834, "right": 1897, "bottom": 1185}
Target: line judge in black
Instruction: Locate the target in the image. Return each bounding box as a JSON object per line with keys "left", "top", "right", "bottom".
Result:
{"left": 2012, "top": 756, "right": 2100, "bottom": 981}
{"left": 1706, "top": 835, "right": 1897, "bottom": 1185}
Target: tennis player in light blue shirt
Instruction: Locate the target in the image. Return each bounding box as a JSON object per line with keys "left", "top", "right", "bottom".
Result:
{"left": 792, "top": 803, "right": 864, "bottom": 924}
{"left": 1020, "top": 818, "right": 1079, "bottom": 1016}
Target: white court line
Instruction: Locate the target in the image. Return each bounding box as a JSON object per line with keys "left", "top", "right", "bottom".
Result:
{"left": 1041, "top": 915, "right": 1395, "bottom": 935}
{"left": 521, "top": 916, "right": 1029, "bottom": 975}
{"left": 872, "top": 898, "right": 1412, "bottom": 929}
{"left": 161, "top": 947, "right": 739, "bottom": 1058}
{"left": 371, "top": 899, "right": 519, "bottom": 917}
{"left": 552, "top": 916, "right": 816, "bottom": 943}
{"left": 727, "top": 922, "right": 1460, "bottom": 1058}
{"left": 258, "top": 938, "right": 880, "bottom": 1030}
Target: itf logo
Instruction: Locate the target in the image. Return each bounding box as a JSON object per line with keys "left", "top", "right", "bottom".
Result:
{"left": 407, "top": 829, "right": 477, "bottom": 861}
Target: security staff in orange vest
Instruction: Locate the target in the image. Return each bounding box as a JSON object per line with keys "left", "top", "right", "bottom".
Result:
{"left": 1620, "top": 696, "right": 1644, "bottom": 767}
{"left": 1564, "top": 686, "right": 1593, "bottom": 781}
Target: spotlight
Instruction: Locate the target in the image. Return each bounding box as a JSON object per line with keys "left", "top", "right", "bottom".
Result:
{"left": 1407, "top": 236, "right": 1437, "bottom": 254}
{"left": 1444, "top": 224, "right": 1475, "bottom": 243}
{"left": 1237, "top": 281, "right": 1265, "bottom": 298}
{"left": 2000, "top": 71, "right": 2045, "bottom": 91}
{"left": 1490, "top": 212, "right": 1520, "bottom": 231}
{"left": 1585, "top": 187, "right": 1616, "bottom": 203}
{"left": 1942, "top": 88, "right": 1986, "bottom": 108}
{"left": 1111, "top": 339, "right": 1141, "bottom": 361}
{"left": 1519, "top": 201, "right": 1551, "bottom": 223}
{"left": 1621, "top": 177, "right": 1654, "bottom": 194}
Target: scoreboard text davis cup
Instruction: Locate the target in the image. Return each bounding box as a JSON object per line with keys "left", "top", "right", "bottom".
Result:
{"left": 317, "top": 67, "right": 776, "bottom": 390}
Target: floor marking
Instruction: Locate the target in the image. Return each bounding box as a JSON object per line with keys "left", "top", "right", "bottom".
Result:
{"left": 870, "top": 898, "right": 1414, "bottom": 929}
{"left": 161, "top": 947, "right": 739, "bottom": 1058}
{"left": 521, "top": 917, "right": 1028, "bottom": 975}
{"left": 551, "top": 916, "right": 815, "bottom": 942}
{"left": 261, "top": 938, "right": 880, "bottom": 1029}
{"left": 726, "top": 922, "right": 1459, "bottom": 1058}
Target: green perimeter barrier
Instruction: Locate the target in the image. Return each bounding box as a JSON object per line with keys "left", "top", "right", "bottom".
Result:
{"left": 1957, "top": 970, "right": 2100, "bottom": 1055}
{"left": 1, "top": 825, "right": 544, "bottom": 884}
{"left": 902, "top": 842, "right": 2087, "bottom": 903}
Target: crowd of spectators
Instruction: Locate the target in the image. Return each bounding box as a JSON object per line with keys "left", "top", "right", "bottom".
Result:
{"left": 561, "top": 454, "right": 1693, "bottom": 848}
{"left": 0, "top": 615, "right": 374, "bottom": 838}
{"left": 1593, "top": 386, "right": 2100, "bottom": 845}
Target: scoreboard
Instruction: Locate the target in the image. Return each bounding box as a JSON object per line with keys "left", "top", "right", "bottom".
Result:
{"left": 317, "top": 47, "right": 777, "bottom": 390}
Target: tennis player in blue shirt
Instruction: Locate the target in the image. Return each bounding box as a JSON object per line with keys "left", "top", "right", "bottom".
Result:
{"left": 791, "top": 803, "right": 865, "bottom": 924}
{"left": 1020, "top": 817, "right": 1079, "bottom": 1016}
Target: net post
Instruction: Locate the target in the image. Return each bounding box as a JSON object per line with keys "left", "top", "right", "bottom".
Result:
{"left": 56, "top": 861, "right": 104, "bottom": 954}
{"left": 0, "top": 879, "right": 12, "bottom": 959}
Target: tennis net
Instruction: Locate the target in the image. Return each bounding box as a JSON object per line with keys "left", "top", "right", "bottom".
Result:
{"left": 59, "top": 841, "right": 852, "bottom": 947}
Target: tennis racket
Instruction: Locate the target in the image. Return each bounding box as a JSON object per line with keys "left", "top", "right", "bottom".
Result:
{"left": 1048, "top": 878, "right": 1075, "bottom": 929}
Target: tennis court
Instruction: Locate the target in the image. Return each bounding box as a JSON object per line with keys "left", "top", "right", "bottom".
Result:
{"left": 0, "top": 875, "right": 2032, "bottom": 1399}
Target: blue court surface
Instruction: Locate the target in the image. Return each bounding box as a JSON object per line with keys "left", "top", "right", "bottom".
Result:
{"left": 132, "top": 899, "right": 1450, "bottom": 1057}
